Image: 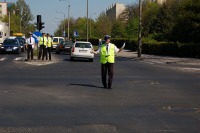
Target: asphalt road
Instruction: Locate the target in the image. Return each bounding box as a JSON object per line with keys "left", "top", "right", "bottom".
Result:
{"left": 0, "top": 51, "right": 200, "bottom": 133}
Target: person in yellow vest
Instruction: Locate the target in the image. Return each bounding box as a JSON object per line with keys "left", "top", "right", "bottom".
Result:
{"left": 91, "top": 35, "right": 124, "bottom": 89}
{"left": 38, "top": 33, "right": 47, "bottom": 60}
{"left": 46, "top": 33, "right": 52, "bottom": 61}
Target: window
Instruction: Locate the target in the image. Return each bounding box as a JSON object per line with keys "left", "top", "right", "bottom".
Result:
{"left": 75, "top": 43, "right": 91, "bottom": 48}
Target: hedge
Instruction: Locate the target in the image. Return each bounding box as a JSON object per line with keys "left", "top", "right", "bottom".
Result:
{"left": 142, "top": 42, "right": 200, "bottom": 58}
{"left": 76, "top": 37, "right": 200, "bottom": 58}
{"left": 76, "top": 38, "right": 138, "bottom": 51}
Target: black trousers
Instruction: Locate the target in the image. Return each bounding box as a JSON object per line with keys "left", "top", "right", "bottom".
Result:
{"left": 46, "top": 47, "right": 51, "bottom": 60}
{"left": 38, "top": 45, "right": 46, "bottom": 60}
{"left": 27, "top": 45, "right": 33, "bottom": 60}
{"left": 101, "top": 63, "right": 114, "bottom": 88}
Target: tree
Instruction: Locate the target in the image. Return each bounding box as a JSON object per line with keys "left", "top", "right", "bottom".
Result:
{"left": 142, "top": 1, "right": 160, "bottom": 37}
{"left": 95, "top": 12, "right": 112, "bottom": 38}
{"left": 15, "top": 0, "right": 34, "bottom": 34}
{"left": 171, "top": 0, "right": 200, "bottom": 43}
{"left": 149, "top": 3, "right": 173, "bottom": 41}
{"left": 125, "top": 18, "right": 139, "bottom": 39}
{"left": 111, "top": 19, "right": 126, "bottom": 38}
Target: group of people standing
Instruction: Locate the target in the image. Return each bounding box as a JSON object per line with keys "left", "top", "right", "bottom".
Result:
{"left": 26, "top": 32, "right": 52, "bottom": 61}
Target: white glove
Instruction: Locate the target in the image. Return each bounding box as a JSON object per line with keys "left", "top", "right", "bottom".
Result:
{"left": 121, "top": 43, "right": 126, "bottom": 49}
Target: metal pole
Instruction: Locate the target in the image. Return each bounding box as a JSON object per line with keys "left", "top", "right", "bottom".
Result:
{"left": 64, "top": 14, "right": 66, "bottom": 38}
{"left": 68, "top": 5, "right": 70, "bottom": 40}
{"left": 86, "top": 0, "right": 89, "bottom": 41}
{"left": 138, "top": 0, "right": 142, "bottom": 57}
{"left": 9, "top": 12, "right": 10, "bottom": 36}
{"left": 90, "top": 17, "right": 91, "bottom": 37}
{"left": 20, "top": 18, "right": 22, "bottom": 33}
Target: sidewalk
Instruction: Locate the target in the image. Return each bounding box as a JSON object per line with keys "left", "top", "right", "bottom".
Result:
{"left": 117, "top": 50, "right": 200, "bottom": 67}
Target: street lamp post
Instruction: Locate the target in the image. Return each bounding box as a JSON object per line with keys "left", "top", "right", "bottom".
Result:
{"left": 89, "top": 13, "right": 96, "bottom": 38}
{"left": 56, "top": 11, "right": 66, "bottom": 38}
{"left": 59, "top": 0, "right": 70, "bottom": 40}
{"left": 8, "top": 12, "right": 10, "bottom": 36}
{"left": 16, "top": 9, "right": 22, "bottom": 33}
{"left": 86, "top": 0, "right": 89, "bottom": 41}
{"left": 55, "top": 17, "right": 63, "bottom": 36}
{"left": 138, "top": 0, "right": 142, "bottom": 57}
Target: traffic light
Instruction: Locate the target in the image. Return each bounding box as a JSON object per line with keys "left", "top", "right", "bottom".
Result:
{"left": 36, "top": 15, "right": 45, "bottom": 31}
{"left": 39, "top": 22, "right": 45, "bottom": 31}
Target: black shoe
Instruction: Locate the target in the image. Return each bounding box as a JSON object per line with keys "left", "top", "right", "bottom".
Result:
{"left": 108, "top": 87, "right": 112, "bottom": 89}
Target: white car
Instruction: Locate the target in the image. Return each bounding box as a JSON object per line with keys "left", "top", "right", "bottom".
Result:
{"left": 70, "top": 41, "right": 94, "bottom": 62}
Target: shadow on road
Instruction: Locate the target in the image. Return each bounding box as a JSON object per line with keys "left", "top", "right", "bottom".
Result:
{"left": 67, "top": 83, "right": 103, "bottom": 89}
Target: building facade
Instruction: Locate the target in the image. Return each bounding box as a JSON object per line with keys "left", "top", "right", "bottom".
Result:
{"left": 0, "top": 2, "right": 7, "bottom": 16}
{"left": 157, "top": 0, "right": 166, "bottom": 4}
{"left": 106, "top": 3, "right": 125, "bottom": 21}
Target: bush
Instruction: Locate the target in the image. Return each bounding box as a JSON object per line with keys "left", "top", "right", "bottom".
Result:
{"left": 76, "top": 38, "right": 138, "bottom": 51}
{"left": 142, "top": 42, "right": 200, "bottom": 58}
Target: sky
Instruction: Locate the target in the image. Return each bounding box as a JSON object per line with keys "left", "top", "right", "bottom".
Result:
{"left": 6, "top": 0, "right": 135, "bottom": 35}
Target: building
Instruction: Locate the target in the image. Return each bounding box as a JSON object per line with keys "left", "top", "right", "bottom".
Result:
{"left": 0, "top": 2, "right": 7, "bottom": 16}
{"left": 106, "top": 3, "right": 125, "bottom": 21}
{"left": 157, "top": 0, "right": 166, "bottom": 4}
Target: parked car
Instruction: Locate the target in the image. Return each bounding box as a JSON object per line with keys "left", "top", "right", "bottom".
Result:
{"left": 52, "top": 37, "right": 64, "bottom": 50}
{"left": 15, "top": 37, "right": 26, "bottom": 52}
{"left": 56, "top": 40, "right": 73, "bottom": 54}
{"left": 70, "top": 41, "right": 94, "bottom": 62}
{"left": 0, "top": 39, "right": 21, "bottom": 54}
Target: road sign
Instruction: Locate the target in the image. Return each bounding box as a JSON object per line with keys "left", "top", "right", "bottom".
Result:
{"left": 73, "top": 31, "right": 78, "bottom": 37}
{"left": 32, "top": 31, "right": 42, "bottom": 44}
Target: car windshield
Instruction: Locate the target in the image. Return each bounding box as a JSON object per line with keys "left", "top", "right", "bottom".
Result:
{"left": 75, "top": 43, "right": 91, "bottom": 48}
{"left": 3, "top": 39, "right": 18, "bottom": 45}
{"left": 59, "top": 38, "right": 64, "bottom": 42}
{"left": 53, "top": 38, "right": 58, "bottom": 42}
{"left": 62, "top": 41, "right": 73, "bottom": 46}
{"left": 15, "top": 38, "right": 25, "bottom": 43}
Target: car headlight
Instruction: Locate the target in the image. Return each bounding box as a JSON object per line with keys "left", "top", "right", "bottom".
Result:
{"left": 1, "top": 47, "right": 4, "bottom": 48}
{"left": 21, "top": 46, "right": 23, "bottom": 48}
{"left": 13, "top": 47, "right": 18, "bottom": 49}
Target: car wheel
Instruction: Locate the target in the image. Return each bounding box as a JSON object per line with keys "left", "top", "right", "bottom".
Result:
{"left": 89, "top": 59, "right": 93, "bottom": 62}
{"left": 56, "top": 50, "right": 60, "bottom": 54}
{"left": 70, "top": 57, "right": 74, "bottom": 61}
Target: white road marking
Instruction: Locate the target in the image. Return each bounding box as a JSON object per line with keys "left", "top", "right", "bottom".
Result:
{"left": 177, "top": 67, "right": 200, "bottom": 71}
{"left": 25, "top": 61, "right": 54, "bottom": 66}
{"left": 14, "top": 57, "right": 23, "bottom": 61}
{"left": 0, "top": 57, "right": 6, "bottom": 61}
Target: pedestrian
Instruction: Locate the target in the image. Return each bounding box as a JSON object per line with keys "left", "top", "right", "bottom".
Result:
{"left": 38, "top": 33, "right": 47, "bottom": 60}
{"left": 91, "top": 35, "right": 125, "bottom": 89}
{"left": 26, "top": 32, "right": 35, "bottom": 60}
{"left": 46, "top": 33, "right": 52, "bottom": 61}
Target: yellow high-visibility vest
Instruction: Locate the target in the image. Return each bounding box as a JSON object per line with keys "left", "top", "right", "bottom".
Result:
{"left": 39, "top": 36, "right": 47, "bottom": 46}
{"left": 100, "top": 43, "right": 115, "bottom": 64}
{"left": 46, "top": 37, "right": 52, "bottom": 47}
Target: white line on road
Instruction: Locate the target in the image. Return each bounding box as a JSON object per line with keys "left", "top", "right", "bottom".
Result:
{"left": 0, "top": 57, "right": 6, "bottom": 61}
{"left": 25, "top": 61, "right": 54, "bottom": 66}
{"left": 14, "top": 57, "right": 23, "bottom": 61}
{"left": 177, "top": 67, "right": 200, "bottom": 71}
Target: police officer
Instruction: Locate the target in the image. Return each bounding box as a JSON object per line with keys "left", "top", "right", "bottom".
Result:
{"left": 91, "top": 35, "right": 124, "bottom": 89}
{"left": 46, "top": 33, "right": 52, "bottom": 60}
{"left": 26, "top": 32, "right": 35, "bottom": 60}
{"left": 38, "top": 33, "right": 47, "bottom": 60}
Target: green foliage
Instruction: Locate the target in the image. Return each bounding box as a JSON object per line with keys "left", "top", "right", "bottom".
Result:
{"left": 171, "top": 0, "right": 200, "bottom": 43}
{"left": 142, "top": 42, "right": 200, "bottom": 58}
{"left": 111, "top": 19, "right": 126, "bottom": 38}
{"left": 142, "top": 1, "right": 160, "bottom": 37}
{"left": 95, "top": 12, "right": 112, "bottom": 38}
{"left": 125, "top": 17, "right": 139, "bottom": 39}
